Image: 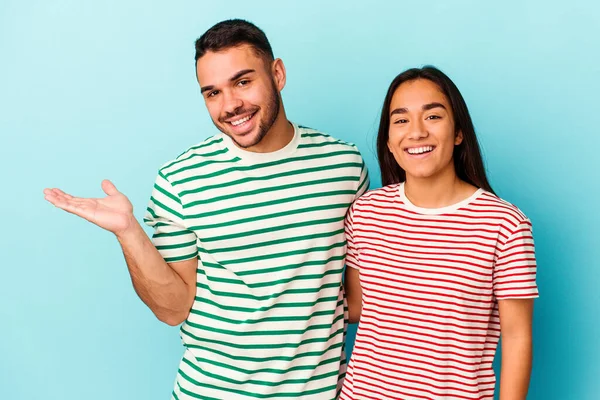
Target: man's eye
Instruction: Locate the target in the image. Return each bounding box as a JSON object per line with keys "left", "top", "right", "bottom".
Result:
{"left": 237, "top": 79, "right": 250, "bottom": 86}
{"left": 207, "top": 90, "right": 219, "bottom": 98}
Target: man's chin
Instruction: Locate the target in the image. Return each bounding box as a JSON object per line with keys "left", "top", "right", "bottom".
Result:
{"left": 229, "top": 131, "right": 262, "bottom": 149}
{"left": 215, "top": 123, "right": 257, "bottom": 148}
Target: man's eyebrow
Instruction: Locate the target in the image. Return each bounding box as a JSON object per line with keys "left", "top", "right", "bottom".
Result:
{"left": 200, "top": 85, "right": 214, "bottom": 94}
{"left": 230, "top": 69, "right": 255, "bottom": 82}
{"left": 200, "top": 69, "right": 256, "bottom": 94}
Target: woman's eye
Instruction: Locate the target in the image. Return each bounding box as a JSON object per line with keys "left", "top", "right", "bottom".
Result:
{"left": 426, "top": 115, "right": 441, "bottom": 120}
{"left": 393, "top": 119, "right": 408, "bottom": 124}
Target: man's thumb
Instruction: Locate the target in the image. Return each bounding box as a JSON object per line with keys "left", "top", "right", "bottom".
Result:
{"left": 101, "top": 179, "right": 119, "bottom": 196}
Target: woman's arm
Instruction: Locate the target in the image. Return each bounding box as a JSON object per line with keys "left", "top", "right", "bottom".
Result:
{"left": 345, "top": 267, "right": 363, "bottom": 324}
{"left": 498, "top": 298, "right": 535, "bottom": 400}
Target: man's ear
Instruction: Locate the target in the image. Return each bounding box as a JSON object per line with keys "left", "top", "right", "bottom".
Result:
{"left": 271, "top": 58, "right": 286, "bottom": 91}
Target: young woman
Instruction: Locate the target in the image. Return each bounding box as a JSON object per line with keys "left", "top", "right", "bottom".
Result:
{"left": 341, "top": 67, "right": 538, "bottom": 400}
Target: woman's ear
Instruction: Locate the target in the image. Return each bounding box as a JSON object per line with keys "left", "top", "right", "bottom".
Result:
{"left": 455, "top": 130, "right": 464, "bottom": 145}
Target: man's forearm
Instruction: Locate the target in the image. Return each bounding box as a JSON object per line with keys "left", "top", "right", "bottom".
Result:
{"left": 499, "top": 335, "right": 533, "bottom": 400}
{"left": 116, "top": 219, "right": 192, "bottom": 325}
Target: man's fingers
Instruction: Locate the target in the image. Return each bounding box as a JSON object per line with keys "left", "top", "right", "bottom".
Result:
{"left": 51, "top": 188, "right": 74, "bottom": 200}
{"left": 44, "top": 193, "right": 70, "bottom": 210}
{"left": 44, "top": 187, "right": 74, "bottom": 201}
{"left": 45, "top": 194, "right": 92, "bottom": 219}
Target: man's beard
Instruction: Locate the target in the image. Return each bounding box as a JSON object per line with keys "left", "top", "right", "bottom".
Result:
{"left": 216, "top": 81, "right": 281, "bottom": 149}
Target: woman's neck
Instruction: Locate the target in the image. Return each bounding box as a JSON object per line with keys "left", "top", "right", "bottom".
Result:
{"left": 404, "top": 167, "right": 477, "bottom": 209}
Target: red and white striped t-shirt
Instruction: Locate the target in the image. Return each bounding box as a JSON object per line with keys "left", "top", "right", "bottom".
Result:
{"left": 340, "top": 183, "right": 538, "bottom": 400}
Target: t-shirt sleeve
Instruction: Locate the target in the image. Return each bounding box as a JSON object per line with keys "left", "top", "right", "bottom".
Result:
{"left": 354, "top": 155, "right": 370, "bottom": 200}
{"left": 143, "top": 171, "right": 198, "bottom": 263}
{"left": 345, "top": 203, "right": 360, "bottom": 270}
{"left": 493, "top": 219, "right": 539, "bottom": 300}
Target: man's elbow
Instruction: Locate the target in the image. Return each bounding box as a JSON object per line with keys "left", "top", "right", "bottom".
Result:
{"left": 156, "top": 311, "right": 187, "bottom": 326}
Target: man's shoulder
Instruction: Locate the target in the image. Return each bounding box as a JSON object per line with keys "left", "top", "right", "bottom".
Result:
{"left": 296, "top": 124, "right": 362, "bottom": 154}
{"left": 157, "top": 133, "right": 227, "bottom": 179}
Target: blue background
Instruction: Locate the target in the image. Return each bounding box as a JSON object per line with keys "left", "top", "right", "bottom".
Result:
{"left": 1, "top": 1, "right": 599, "bottom": 399}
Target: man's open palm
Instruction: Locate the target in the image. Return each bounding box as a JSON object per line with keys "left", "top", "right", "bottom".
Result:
{"left": 44, "top": 180, "right": 135, "bottom": 235}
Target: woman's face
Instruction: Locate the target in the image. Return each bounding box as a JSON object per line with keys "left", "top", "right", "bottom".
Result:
{"left": 387, "top": 79, "right": 463, "bottom": 181}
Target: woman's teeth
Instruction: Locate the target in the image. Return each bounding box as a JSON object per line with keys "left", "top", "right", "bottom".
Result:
{"left": 407, "top": 146, "right": 434, "bottom": 155}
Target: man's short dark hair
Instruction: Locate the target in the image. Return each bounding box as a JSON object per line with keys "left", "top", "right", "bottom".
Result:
{"left": 194, "top": 19, "right": 274, "bottom": 64}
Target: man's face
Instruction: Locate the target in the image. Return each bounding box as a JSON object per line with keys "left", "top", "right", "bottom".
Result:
{"left": 196, "top": 45, "right": 282, "bottom": 149}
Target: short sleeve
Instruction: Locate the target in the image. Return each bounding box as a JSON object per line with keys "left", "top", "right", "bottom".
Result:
{"left": 344, "top": 203, "right": 360, "bottom": 270}
{"left": 354, "top": 155, "right": 370, "bottom": 200}
{"left": 143, "top": 171, "right": 198, "bottom": 263}
{"left": 493, "top": 219, "right": 539, "bottom": 300}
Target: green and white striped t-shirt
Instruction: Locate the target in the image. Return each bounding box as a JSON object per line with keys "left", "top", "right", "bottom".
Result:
{"left": 144, "top": 123, "right": 369, "bottom": 400}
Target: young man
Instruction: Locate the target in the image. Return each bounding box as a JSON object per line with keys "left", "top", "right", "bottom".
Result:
{"left": 44, "top": 19, "right": 369, "bottom": 399}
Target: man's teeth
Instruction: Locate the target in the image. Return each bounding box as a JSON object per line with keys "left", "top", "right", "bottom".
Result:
{"left": 231, "top": 115, "right": 252, "bottom": 126}
{"left": 407, "top": 146, "right": 434, "bottom": 155}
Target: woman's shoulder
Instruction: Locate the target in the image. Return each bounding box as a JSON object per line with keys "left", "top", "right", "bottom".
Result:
{"left": 470, "top": 190, "right": 531, "bottom": 229}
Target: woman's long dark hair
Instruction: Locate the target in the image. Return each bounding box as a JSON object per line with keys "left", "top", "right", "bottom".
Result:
{"left": 376, "top": 66, "right": 494, "bottom": 194}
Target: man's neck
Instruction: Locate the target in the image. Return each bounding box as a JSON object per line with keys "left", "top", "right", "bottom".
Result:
{"left": 247, "top": 111, "right": 294, "bottom": 153}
